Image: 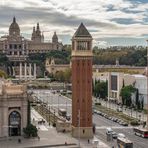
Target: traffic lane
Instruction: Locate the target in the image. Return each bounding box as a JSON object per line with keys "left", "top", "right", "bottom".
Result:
{"left": 95, "top": 129, "right": 117, "bottom": 147}
{"left": 96, "top": 128, "right": 148, "bottom": 148}
{"left": 93, "top": 114, "right": 122, "bottom": 127}
{"left": 94, "top": 114, "right": 148, "bottom": 148}
{"left": 113, "top": 128, "right": 148, "bottom": 148}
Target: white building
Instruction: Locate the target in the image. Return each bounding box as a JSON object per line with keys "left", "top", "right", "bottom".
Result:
{"left": 133, "top": 74, "right": 147, "bottom": 108}
{"left": 93, "top": 71, "right": 147, "bottom": 108}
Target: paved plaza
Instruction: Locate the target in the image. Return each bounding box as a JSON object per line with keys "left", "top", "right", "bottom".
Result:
{"left": 0, "top": 109, "right": 110, "bottom": 148}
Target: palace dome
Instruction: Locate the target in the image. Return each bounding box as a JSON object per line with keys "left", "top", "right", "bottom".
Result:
{"left": 9, "top": 17, "right": 20, "bottom": 36}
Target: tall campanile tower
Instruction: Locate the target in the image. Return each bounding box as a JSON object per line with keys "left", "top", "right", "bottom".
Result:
{"left": 72, "top": 23, "right": 93, "bottom": 138}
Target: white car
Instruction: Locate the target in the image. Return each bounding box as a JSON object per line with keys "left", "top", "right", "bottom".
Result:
{"left": 106, "top": 128, "right": 117, "bottom": 138}
{"left": 117, "top": 133, "right": 126, "bottom": 138}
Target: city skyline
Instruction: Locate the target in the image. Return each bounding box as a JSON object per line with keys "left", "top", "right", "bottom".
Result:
{"left": 0, "top": 0, "right": 148, "bottom": 47}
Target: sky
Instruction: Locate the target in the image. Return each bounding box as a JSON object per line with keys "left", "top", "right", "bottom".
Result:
{"left": 0, "top": 0, "right": 148, "bottom": 47}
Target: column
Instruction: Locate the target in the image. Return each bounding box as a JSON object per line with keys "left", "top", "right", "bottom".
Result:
{"left": 24, "top": 63, "right": 27, "bottom": 79}
{"left": 34, "top": 63, "right": 36, "bottom": 79}
{"left": 12, "top": 67, "right": 15, "bottom": 76}
{"left": 20, "top": 62, "right": 22, "bottom": 79}
{"left": 29, "top": 63, "right": 32, "bottom": 79}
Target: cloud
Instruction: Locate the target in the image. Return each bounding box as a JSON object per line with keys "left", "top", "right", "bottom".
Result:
{"left": 0, "top": 0, "right": 147, "bottom": 46}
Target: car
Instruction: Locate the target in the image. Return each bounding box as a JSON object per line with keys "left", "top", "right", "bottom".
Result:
{"left": 106, "top": 127, "right": 113, "bottom": 134}
{"left": 112, "top": 131, "right": 118, "bottom": 139}
{"left": 66, "top": 114, "right": 71, "bottom": 121}
{"left": 121, "top": 122, "right": 128, "bottom": 126}
{"left": 96, "top": 111, "right": 101, "bottom": 115}
{"left": 106, "top": 128, "right": 117, "bottom": 139}
{"left": 113, "top": 118, "right": 118, "bottom": 122}
{"left": 117, "top": 133, "right": 126, "bottom": 138}
{"left": 117, "top": 119, "right": 122, "bottom": 123}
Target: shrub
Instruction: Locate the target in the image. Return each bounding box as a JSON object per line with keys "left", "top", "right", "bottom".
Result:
{"left": 95, "top": 102, "right": 101, "bottom": 105}
{"left": 52, "top": 123, "right": 56, "bottom": 127}
{"left": 130, "top": 120, "right": 140, "bottom": 126}
{"left": 23, "top": 124, "right": 38, "bottom": 138}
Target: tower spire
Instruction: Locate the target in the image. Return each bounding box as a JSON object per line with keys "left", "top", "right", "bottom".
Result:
{"left": 13, "top": 16, "right": 16, "bottom": 23}
{"left": 37, "top": 22, "right": 40, "bottom": 30}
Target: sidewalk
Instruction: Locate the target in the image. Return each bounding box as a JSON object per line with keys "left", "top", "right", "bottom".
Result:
{"left": 0, "top": 109, "right": 110, "bottom": 148}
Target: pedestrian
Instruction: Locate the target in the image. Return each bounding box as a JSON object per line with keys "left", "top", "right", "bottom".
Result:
{"left": 18, "top": 138, "right": 21, "bottom": 143}
{"left": 38, "top": 135, "right": 40, "bottom": 141}
{"left": 88, "top": 139, "right": 90, "bottom": 144}
{"left": 65, "top": 141, "right": 67, "bottom": 145}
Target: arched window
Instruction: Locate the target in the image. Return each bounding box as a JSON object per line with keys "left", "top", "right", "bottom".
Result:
{"left": 9, "top": 111, "right": 21, "bottom": 136}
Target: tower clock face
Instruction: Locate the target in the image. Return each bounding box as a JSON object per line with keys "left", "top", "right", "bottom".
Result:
{"left": 13, "top": 31, "right": 16, "bottom": 35}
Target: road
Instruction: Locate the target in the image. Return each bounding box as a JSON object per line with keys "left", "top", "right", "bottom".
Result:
{"left": 31, "top": 89, "right": 148, "bottom": 148}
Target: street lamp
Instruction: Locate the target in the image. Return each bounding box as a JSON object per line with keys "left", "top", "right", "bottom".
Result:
{"left": 78, "top": 109, "right": 80, "bottom": 148}
{"left": 58, "top": 94, "right": 59, "bottom": 111}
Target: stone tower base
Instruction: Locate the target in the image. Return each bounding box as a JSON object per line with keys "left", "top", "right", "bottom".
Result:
{"left": 72, "top": 126, "right": 93, "bottom": 138}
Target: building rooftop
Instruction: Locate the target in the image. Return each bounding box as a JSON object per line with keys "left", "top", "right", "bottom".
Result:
{"left": 73, "top": 23, "right": 92, "bottom": 38}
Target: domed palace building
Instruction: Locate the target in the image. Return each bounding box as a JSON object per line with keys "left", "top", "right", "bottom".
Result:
{"left": 0, "top": 17, "right": 63, "bottom": 79}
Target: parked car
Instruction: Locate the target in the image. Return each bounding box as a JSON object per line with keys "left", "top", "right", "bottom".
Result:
{"left": 113, "top": 118, "right": 118, "bottom": 122}
{"left": 121, "top": 122, "right": 128, "bottom": 126}
{"left": 66, "top": 114, "right": 71, "bottom": 121}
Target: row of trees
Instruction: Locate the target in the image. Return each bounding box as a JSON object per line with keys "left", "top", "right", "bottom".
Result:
{"left": 120, "top": 85, "right": 144, "bottom": 110}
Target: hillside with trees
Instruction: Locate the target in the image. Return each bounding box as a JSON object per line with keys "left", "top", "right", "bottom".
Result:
{"left": 93, "top": 46, "right": 147, "bottom": 66}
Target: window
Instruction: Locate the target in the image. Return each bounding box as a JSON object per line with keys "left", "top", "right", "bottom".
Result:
{"left": 77, "top": 41, "right": 88, "bottom": 50}
{"left": 9, "top": 44, "right": 12, "bottom": 49}
{"left": 5, "top": 45, "right": 7, "bottom": 49}
{"left": 14, "top": 44, "right": 17, "bottom": 49}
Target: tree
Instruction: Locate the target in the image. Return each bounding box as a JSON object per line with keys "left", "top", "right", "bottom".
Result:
{"left": 120, "top": 85, "right": 136, "bottom": 107}
{"left": 23, "top": 124, "right": 38, "bottom": 137}
{"left": 135, "top": 89, "right": 139, "bottom": 109}
{"left": 63, "top": 68, "right": 71, "bottom": 83}
{"left": 0, "top": 70, "right": 7, "bottom": 78}
{"left": 141, "top": 97, "right": 144, "bottom": 110}
{"left": 94, "top": 80, "right": 108, "bottom": 99}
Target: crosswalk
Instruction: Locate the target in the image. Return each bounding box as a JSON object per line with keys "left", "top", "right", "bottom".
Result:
{"left": 96, "top": 126, "right": 134, "bottom": 129}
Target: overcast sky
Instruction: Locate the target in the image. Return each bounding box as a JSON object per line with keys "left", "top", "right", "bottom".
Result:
{"left": 0, "top": 0, "right": 148, "bottom": 47}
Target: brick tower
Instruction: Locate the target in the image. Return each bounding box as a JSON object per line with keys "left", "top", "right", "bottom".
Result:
{"left": 71, "top": 23, "right": 93, "bottom": 138}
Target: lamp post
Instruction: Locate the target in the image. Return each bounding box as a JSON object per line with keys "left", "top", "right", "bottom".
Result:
{"left": 58, "top": 94, "right": 59, "bottom": 111}
{"left": 78, "top": 109, "right": 80, "bottom": 148}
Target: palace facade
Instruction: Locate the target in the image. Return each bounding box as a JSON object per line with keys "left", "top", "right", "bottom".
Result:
{"left": 0, "top": 17, "right": 63, "bottom": 78}
{"left": 0, "top": 17, "right": 63, "bottom": 56}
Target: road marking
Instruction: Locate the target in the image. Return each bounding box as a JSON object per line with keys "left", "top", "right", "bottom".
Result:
{"left": 96, "top": 126, "right": 134, "bottom": 129}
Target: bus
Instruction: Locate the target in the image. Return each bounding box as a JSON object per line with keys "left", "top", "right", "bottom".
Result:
{"left": 58, "top": 108, "right": 67, "bottom": 117}
{"left": 133, "top": 127, "right": 148, "bottom": 138}
{"left": 117, "top": 137, "right": 133, "bottom": 148}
